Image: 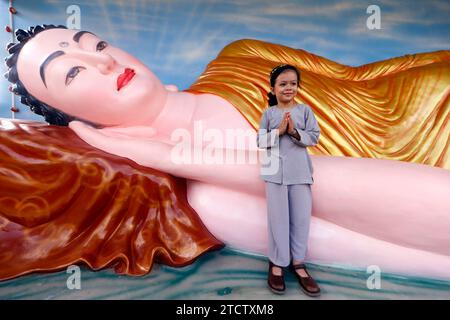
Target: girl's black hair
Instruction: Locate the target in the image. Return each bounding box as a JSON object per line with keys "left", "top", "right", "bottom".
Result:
{"left": 4, "top": 24, "right": 97, "bottom": 127}
{"left": 267, "top": 64, "right": 301, "bottom": 107}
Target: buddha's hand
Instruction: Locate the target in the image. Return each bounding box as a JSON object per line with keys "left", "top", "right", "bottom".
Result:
{"left": 96, "top": 125, "right": 157, "bottom": 139}
{"left": 68, "top": 120, "right": 171, "bottom": 170}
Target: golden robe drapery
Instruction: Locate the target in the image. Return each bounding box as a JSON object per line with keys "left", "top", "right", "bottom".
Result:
{"left": 187, "top": 39, "right": 450, "bottom": 169}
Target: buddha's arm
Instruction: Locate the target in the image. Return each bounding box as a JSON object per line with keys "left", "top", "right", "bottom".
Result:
{"left": 69, "top": 121, "right": 265, "bottom": 196}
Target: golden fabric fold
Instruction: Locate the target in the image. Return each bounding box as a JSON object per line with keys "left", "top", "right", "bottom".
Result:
{"left": 0, "top": 119, "right": 224, "bottom": 281}
{"left": 186, "top": 39, "right": 450, "bottom": 169}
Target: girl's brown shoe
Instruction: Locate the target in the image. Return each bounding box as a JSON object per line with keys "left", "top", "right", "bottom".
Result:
{"left": 267, "top": 261, "right": 285, "bottom": 294}
{"left": 290, "top": 263, "right": 321, "bottom": 297}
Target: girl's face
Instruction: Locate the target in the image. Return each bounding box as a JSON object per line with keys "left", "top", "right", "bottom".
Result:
{"left": 271, "top": 70, "right": 298, "bottom": 105}
{"left": 16, "top": 28, "right": 168, "bottom": 126}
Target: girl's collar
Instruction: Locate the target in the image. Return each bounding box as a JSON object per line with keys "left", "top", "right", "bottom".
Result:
{"left": 274, "top": 103, "right": 298, "bottom": 111}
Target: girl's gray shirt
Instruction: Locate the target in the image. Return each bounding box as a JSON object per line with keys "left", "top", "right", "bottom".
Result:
{"left": 256, "top": 104, "right": 320, "bottom": 185}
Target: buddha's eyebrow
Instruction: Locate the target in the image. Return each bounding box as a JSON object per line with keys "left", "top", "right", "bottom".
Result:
{"left": 40, "top": 50, "right": 65, "bottom": 87}
{"left": 73, "top": 30, "right": 96, "bottom": 43}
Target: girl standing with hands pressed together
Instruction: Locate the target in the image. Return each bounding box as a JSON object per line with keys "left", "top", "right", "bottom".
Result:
{"left": 257, "top": 64, "right": 321, "bottom": 296}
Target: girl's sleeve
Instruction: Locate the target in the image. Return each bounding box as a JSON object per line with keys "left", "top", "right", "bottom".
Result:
{"left": 290, "top": 105, "right": 320, "bottom": 147}
{"left": 256, "top": 110, "right": 279, "bottom": 149}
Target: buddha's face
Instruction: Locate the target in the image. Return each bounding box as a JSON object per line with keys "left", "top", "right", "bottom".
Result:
{"left": 16, "top": 28, "right": 167, "bottom": 126}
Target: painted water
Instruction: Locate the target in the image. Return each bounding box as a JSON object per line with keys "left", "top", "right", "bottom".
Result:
{"left": 1, "top": 248, "right": 449, "bottom": 300}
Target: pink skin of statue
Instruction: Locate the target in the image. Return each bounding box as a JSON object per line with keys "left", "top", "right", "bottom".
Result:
{"left": 16, "top": 28, "right": 450, "bottom": 280}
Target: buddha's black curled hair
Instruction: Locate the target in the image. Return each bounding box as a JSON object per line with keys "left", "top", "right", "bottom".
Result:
{"left": 5, "top": 24, "right": 78, "bottom": 126}
{"left": 267, "top": 64, "right": 301, "bottom": 107}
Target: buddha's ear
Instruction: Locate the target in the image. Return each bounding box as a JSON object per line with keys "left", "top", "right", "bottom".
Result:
{"left": 164, "top": 84, "right": 179, "bottom": 92}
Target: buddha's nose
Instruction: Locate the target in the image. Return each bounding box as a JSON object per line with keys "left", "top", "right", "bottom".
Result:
{"left": 74, "top": 50, "right": 116, "bottom": 74}
{"left": 95, "top": 53, "right": 115, "bottom": 74}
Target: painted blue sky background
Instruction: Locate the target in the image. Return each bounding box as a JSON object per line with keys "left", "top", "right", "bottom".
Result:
{"left": 1, "top": 0, "right": 449, "bottom": 120}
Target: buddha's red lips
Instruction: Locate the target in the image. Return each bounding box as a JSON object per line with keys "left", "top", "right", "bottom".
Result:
{"left": 117, "top": 68, "right": 135, "bottom": 91}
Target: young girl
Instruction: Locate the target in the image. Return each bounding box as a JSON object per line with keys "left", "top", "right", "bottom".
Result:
{"left": 257, "top": 64, "right": 321, "bottom": 296}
